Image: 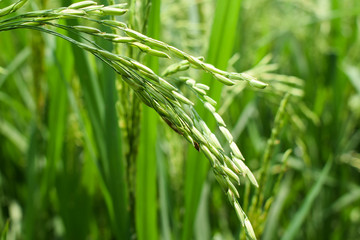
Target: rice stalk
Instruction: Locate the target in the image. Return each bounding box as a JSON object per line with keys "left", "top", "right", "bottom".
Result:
{"left": 0, "top": 1, "right": 268, "bottom": 238}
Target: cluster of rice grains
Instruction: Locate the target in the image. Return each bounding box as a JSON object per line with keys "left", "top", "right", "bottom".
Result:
{"left": 0, "top": 1, "right": 268, "bottom": 239}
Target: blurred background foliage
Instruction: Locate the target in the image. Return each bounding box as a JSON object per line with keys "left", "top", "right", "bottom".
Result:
{"left": 0, "top": 0, "right": 360, "bottom": 239}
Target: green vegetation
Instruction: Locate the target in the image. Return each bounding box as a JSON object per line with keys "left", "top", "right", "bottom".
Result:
{"left": 0, "top": 0, "right": 359, "bottom": 239}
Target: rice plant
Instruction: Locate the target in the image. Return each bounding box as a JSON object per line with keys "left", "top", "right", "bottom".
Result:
{"left": 1, "top": 0, "right": 359, "bottom": 240}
